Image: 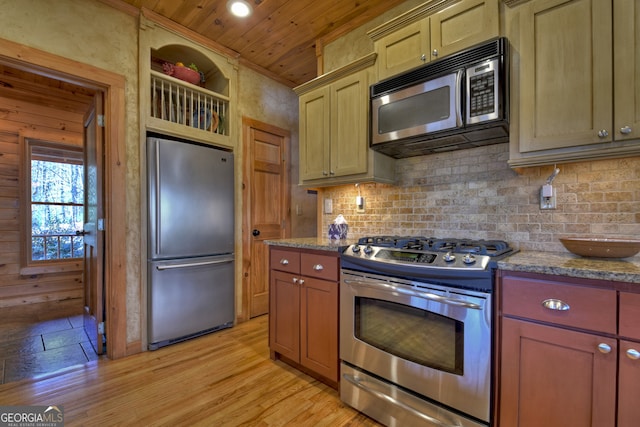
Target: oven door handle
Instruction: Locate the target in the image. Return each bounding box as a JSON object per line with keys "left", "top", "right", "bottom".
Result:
{"left": 343, "top": 279, "right": 482, "bottom": 310}
{"left": 343, "top": 373, "right": 460, "bottom": 427}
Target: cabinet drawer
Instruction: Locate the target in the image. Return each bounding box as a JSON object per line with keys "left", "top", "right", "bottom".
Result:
{"left": 270, "top": 249, "right": 300, "bottom": 274}
{"left": 502, "top": 276, "right": 616, "bottom": 334}
{"left": 620, "top": 292, "right": 640, "bottom": 340}
{"left": 301, "top": 253, "right": 339, "bottom": 281}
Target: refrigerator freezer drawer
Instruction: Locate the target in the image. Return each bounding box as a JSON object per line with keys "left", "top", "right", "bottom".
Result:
{"left": 148, "top": 255, "right": 235, "bottom": 350}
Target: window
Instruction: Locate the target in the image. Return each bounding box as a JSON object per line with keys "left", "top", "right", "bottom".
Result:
{"left": 24, "top": 139, "right": 84, "bottom": 266}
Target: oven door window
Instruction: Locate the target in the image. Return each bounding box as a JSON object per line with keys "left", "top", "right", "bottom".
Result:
{"left": 354, "top": 297, "right": 463, "bottom": 375}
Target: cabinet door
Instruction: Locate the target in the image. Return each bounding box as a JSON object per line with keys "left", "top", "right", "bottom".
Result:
{"left": 299, "top": 86, "right": 330, "bottom": 181}
{"left": 500, "top": 317, "right": 616, "bottom": 427}
{"left": 376, "top": 19, "right": 430, "bottom": 80}
{"left": 330, "top": 70, "right": 369, "bottom": 178}
{"left": 430, "top": 0, "right": 499, "bottom": 59}
{"left": 614, "top": 0, "right": 640, "bottom": 142}
{"left": 518, "top": 0, "right": 612, "bottom": 152}
{"left": 299, "top": 276, "right": 339, "bottom": 382}
{"left": 619, "top": 339, "right": 640, "bottom": 427}
{"left": 269, "top": 270, "right": 300, "bottom": 362}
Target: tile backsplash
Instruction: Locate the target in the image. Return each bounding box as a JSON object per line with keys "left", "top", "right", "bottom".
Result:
{"left": 321, "top": 143, "right": 640, "bottom": 255}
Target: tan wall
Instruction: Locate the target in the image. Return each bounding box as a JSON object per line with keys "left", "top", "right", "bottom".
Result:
{"left": 321, "top": 144, "right": 640, "bottom": 257}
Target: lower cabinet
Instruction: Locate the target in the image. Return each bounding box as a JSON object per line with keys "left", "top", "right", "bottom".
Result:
{"left": 497, "top": 271, "right": 640, "bottom": 427}
{"left": 269, "top": 247, "right": 339, "bottom": 386}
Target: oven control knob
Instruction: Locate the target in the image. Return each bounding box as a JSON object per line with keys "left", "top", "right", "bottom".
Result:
{"left": 351, "top": 245, "right": 361, "bottom": 253}
{"left": 364, "top": 245, "right": 373, "bottom": 255}
{"left": 443, "top": 252, "right": 456, "bottom": 262}
{"left": 463, "top": 254, "right": 476, "bottom": 265}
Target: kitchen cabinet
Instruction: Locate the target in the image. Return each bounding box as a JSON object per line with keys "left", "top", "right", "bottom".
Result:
{"left": 506, "top": 0, "right": 640, "bottom": 167}
{"left": 368, "top": 0, "right": 499, "bottom": 80}
{"left": 294, "top": 54, "right": 395, "bottom": 187}
{"left": 497, "top": 271, "right": 640, "bottom": 427}
{"left": 138, "top": 12, "right": 237, "bottom": 150}
{"left": 269, "top": 247, "right": 339, "bottom": 386}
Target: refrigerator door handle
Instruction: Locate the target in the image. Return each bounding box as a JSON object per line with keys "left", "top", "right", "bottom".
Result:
{"left": 156, "top": 257, "right": 234, "bottom": 271}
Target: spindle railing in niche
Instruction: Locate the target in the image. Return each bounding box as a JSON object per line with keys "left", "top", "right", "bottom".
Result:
{"left": 150, "top": 70, "right": 229, "bottom": 136}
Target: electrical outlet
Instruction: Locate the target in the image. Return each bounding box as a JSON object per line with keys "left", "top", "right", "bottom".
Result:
{"left": 540, "top": 185, "right": 557, "bottom": 209}
{"left": 324, "top": 198, "right": 333, "bottom": 214}
{"left": 356, "top": 196, "right": 365, "bottom": 213}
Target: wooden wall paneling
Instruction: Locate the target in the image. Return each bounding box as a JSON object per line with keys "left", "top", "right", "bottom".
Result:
{"left": 0, "top": 85, "right": 85, "bottom": 317}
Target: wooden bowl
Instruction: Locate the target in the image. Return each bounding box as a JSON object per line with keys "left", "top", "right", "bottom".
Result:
{"left": 559, "top": 238, "right": 640, "bottom": 258}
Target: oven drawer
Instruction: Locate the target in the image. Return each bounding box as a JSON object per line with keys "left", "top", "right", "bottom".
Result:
{"left": 301, "top": 253, "right": 338, "bottom": 281}
{"left": 270, "top": 249, "right": 300, "bottom": 274}
{"left": 501, "top": 275, "right": 616, "bottom": 334}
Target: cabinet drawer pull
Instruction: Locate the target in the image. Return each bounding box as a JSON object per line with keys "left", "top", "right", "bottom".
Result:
{"left": 292, "top": 277, "right": 298, "bottom": 284}
{"left": 620, "top": 125, "right": 632, "bottom": 135}
{"left": 313, "top": 264, "right": 324, "bottom": 271}
{"left": 279, "top": 259, "right": 289, "bottom": 265}
{"left": 541, "top": 298, "right": 570, "bottom": 311}
{"left": 598, "top": 343, "right": 612, "bottom": 354}
{"left": 627, "top": 349, "right": 640, "bottom": 360}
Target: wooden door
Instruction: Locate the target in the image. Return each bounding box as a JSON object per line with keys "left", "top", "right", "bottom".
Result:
{"left": 614, "top": 0, "right": 640, "bottom": 142}
{"left": 618, "top": 339, "right": 640, "bottom": 427}
{"left": 518, "top": 0, "right": 612, "bottom": 152}
{"left": 298, "top": 87, "right": 330, "bottom": 181}
{"left": 269, "top": 270, "right": 300, "bottom": 361}
{"left": 330, "top": 70, "right": 369, "bottom": 178}
{"left": 500, "top": 317, "right": 616, "bottom": 427}
{"left": 242, "top": 118, "right": 290, "bottom": 319}
{"left": 83, "top": 93, "right": 105, "bottom": 355}
{"left": 429, "top": 0, "right": 499, "bottom": 59}
{"left": 299, "top": 276, "right": 339, "bottom": 383}
{"left": 375, "top": 19, "right": 430, "bottom": 80}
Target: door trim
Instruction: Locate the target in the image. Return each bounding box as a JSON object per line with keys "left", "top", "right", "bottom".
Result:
{"left": 0, "top": 37, "right": 128, "bottom": 359}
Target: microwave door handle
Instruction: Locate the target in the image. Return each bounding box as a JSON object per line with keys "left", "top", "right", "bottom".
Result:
{"left": 456, "top": 69, "right": 463, "bottom": 127}
{"left": 343, "top": 278, "right": 481, "bottom": 310}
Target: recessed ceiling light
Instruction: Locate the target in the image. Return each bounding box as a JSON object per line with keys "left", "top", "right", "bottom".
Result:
{"left": 227, "top": 0, "right": 252, "bottom": 18}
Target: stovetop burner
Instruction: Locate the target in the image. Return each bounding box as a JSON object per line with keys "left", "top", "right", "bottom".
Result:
{"left": 355, "top": 236, "right": 512, "bottom": 257}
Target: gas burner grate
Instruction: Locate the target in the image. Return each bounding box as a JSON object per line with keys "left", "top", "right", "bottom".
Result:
{"left": 356, "top": 236, "right": 512, "bottom": 257}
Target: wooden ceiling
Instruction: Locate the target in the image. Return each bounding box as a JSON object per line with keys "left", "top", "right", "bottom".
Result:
{"left": 116, "top": 0, "right": 409, "bottom": 87}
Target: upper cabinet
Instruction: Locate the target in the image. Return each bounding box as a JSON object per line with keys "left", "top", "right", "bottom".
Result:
{"left": 507, "top": 0, "right": 640, "bottom": 167}
{"left": 138, "top": 13, "right": 238, "bottom": 150}
{"left": 294, "top": 54, "right": 396, "bottom": 187}
{"left": 368, "top": 0, "right": 499, "bottom": 81}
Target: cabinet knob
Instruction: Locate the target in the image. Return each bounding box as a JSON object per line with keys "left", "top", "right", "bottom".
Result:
{"left": 313, "top": 264, "right": 324, "bottom": 271}
{"left": 330, "top": 170, "right": 335, "bottom": 175}
{"left": 541, "top": 298, "right": 570, "bottom": 311}
{"left": 420, "top": 54, "right": 427, "bottom": 62}
{"left": 597, "top": 343, "right": 612, "bottom": 354}
{"left": 627, "top": 349, "right": 640, "bottom": 360}
{"left": 280, "top": 259, "right": 289, "bottom": 265}
{"left": 432, "top": 49, "right": 438, "bottom": 57}
{"left": 597, "top": 129, "right": 609, "bottom": 138}
{"left": 292, "top": 277, "right": 298, "bottom": 284}
{"left": 322, "top": 170, "right": 328, "bottom": 176}
{"left": 620, "top": 125, "right": 633, "bottom": 135}
{"left": 298, "top": 279, "right": 305, "bottom": 285}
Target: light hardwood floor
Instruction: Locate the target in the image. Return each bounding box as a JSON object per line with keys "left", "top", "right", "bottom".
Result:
{"left": 0, "top": 315, "right": 381, "bottom": 426}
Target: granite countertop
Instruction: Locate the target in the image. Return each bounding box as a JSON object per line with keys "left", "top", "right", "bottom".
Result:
{"left": 498, "top": 251, "right": 640, "bottom": 284}
{"left": 264, "top": 238, "right": 640, "bottom": 284}
{"left": 264, "top": 237, "right": 359, "bottom": 252}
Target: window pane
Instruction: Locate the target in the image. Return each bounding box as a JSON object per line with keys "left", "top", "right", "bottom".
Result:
{"left": 32, "top": 205, "right": 83, "bottom": 235}
{"left": 31, "top": 160, "right": 84, "bottom": 204}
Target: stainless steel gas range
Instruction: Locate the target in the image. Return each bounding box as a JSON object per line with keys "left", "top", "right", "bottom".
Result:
{"left": 339, "top": 236, "right": 515, "bottom": 427}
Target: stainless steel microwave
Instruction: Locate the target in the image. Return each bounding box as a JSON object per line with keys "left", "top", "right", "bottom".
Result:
{"left": 370, "top": 37, "right": 509, "bottom": 158}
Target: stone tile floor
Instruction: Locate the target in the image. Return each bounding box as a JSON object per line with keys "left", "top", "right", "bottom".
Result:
{"left": 0, "top": 315, "right": 100, "bottom": 384}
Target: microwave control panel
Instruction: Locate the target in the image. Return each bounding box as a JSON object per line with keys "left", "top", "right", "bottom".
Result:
{"left": 466, "top": 58, "right": 500, "bottom": 123}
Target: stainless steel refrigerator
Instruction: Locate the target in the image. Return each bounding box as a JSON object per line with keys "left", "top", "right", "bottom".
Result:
{"left": 147, "top": 135, "right": 235, "bottom": 350}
